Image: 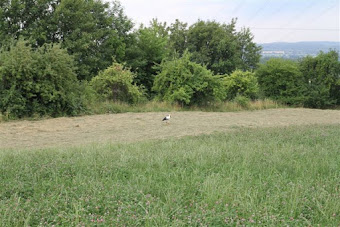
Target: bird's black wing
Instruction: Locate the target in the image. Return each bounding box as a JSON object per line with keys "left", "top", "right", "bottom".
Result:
{"left": 162, "top": 117, "right": 167, "bottom": 121}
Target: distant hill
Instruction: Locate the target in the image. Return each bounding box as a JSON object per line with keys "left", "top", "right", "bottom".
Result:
{"left": 259, "top": 41, "right": 340, "bottom": 59}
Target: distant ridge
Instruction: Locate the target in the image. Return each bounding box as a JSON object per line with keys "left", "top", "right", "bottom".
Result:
{"left": 259, "top": 41, "right": 340, "bottom": 58}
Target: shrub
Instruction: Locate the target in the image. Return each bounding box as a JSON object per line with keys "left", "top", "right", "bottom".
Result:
{"left": 152, "top": 51, "right": 225, "bottom": 105}
{"left": 0, "top": 40, "right": 84, "bottom": 118}
{"left": 256, "top": 58, "right": 305, "bottom": 105}
{"left": 223, "top": 70, "right": 259, "bottom": 100}
{"left": 233, "top": 95, "right": 250, "bottom": 108}
{"left": 90, "top": 63, "right": 144, "bottom": 104}
{"left": 299, "top": 51, "right": 340, "bottom": 108}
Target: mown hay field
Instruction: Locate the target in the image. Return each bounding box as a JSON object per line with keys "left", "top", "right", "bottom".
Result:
{"left": 1, "top": 108, "right": 339, "bottom": 149}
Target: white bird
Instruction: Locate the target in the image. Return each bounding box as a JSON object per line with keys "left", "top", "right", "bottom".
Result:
{"left": 162, "top": 114, "right": 171, "bottom": 124}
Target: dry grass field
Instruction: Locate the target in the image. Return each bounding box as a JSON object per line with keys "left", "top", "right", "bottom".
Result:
{"left": 1, "top": 108, "right": 339, "bottom": 149}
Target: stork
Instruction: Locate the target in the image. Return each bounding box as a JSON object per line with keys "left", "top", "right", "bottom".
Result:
{"left": 162, "top": 114, "right": 171, "bottom": 124}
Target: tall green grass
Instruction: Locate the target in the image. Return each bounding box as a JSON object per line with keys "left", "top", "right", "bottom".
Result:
{"left": 85, "top": 99, "right": 282, "bottom": 115}
{"left": 0, "top": 125, "right": 339, "bottom": 226}
{"left": 0, "top": 99, "right": 282, "bottom": 122}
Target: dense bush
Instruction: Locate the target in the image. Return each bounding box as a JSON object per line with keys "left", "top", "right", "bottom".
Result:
{"left": 223, "top": 70, "right": 259, "bottom": 100}
{"left": 0, "top": 40, "right": 84, "bottom": 118}
{"left": 153, "top": 51, "right": 225, "bottom": 105}
{"left": 256, "top": 58, "right": 305, "bottom": 105}
{"left": 90, "top": 63, "right": 144, "bottom": 104}
{"left": 233, "top": 95, "right": 250, "bottom": 108}
{"left": 299, "top": 51, "right": 340, "bottom": 108}
{"left": 256, "top": 51, "right": 340, "bottom": 108}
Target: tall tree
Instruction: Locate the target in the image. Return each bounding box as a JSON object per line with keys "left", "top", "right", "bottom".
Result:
{"left": 0, "top": 0, "right": 59, "bottom": 46}
{"left": 52, "top": 0, "right": 133, "bottom": 80}
{"left": 236, "top": 27, "right": 262, "bottom": 71}
{"left": 187, "top": 20, "right": 237, "bottom": 75}
{"left": 168, "top": 19, "right": 188, "bottom": 56}
{"left": 187, "top": 19, "right": 261, "bottom": 75}
{"left": 0, "top": 0, "right": 133, "bottom": 80}
{"left": 125, "top": 19, "right": 169, "bottom": 95}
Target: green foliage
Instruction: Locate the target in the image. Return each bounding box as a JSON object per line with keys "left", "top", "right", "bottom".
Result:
{"left": 256, "top": 51, "right": 340, "bottom": 108}
{"left": 299, "top": 51, "right": 340, "bottom": 108}
{"left": 187, "top": 20, "right": 237, "bottom": 75}
{"left": 233, "top": 95, "right": 250, "bottom": 108}
{"left": 236, "top": 28, "right": 262, "bottom": 71}
{"left": 187, "top": 19, "right": 261, "bottom": 75}
{"left": 0, "top": 0, "right": 57, "bottom": 46}
{"left": 256, "top": 58, "right": 305, "bottom": 105}
{"left": 0, "top": 0, "right": 133, "bottom": 80}
{"left": 53, "top": 0, "right": 133, "bottom": 80}
{"left": 2, "top": 0, "right": 337, "bottom": 117}
{"left": 223, "top": 70, "right": 259, "bottom": 100}
{"left": 90, "top": 63, "right": 144, "bottom": 104}
{"left": 125, "top": 20, "right": 169, "bottom": 94}
{"left": 153, "top": 51, "right": 224, "bottom": 105}
{"left": 168, "top": 19, "right": 188, "bottom": 56}
{"left": 0, "top": 40, "right": 83, "bottom": 118}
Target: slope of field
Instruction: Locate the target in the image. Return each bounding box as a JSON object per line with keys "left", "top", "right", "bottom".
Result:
{"left": 0, "top": 108, "right": 339, "bottom": 149}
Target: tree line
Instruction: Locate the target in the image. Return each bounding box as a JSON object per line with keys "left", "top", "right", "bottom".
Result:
{"left": 0, "top": 0, "right": 339, "bottom": 118}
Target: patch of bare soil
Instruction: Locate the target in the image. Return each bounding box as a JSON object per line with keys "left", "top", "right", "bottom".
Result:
{"left": 0, "top": 108, "right": 339, "bottom": 149}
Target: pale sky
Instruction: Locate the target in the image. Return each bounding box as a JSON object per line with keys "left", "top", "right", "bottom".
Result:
{"left": 115, "top": 0, "right": 340, "bottom": 43}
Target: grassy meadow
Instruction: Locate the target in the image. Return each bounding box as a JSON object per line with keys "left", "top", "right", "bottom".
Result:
{"left": 0, "top": 125, "right": 339, "bottom": 226}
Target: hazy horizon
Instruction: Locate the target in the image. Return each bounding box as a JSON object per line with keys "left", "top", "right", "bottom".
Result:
{"left": 115, "top": 0, "right": 340, "bottom": 43}
{"left": 258, "top": 41, "right": 340, "bottom": 44}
